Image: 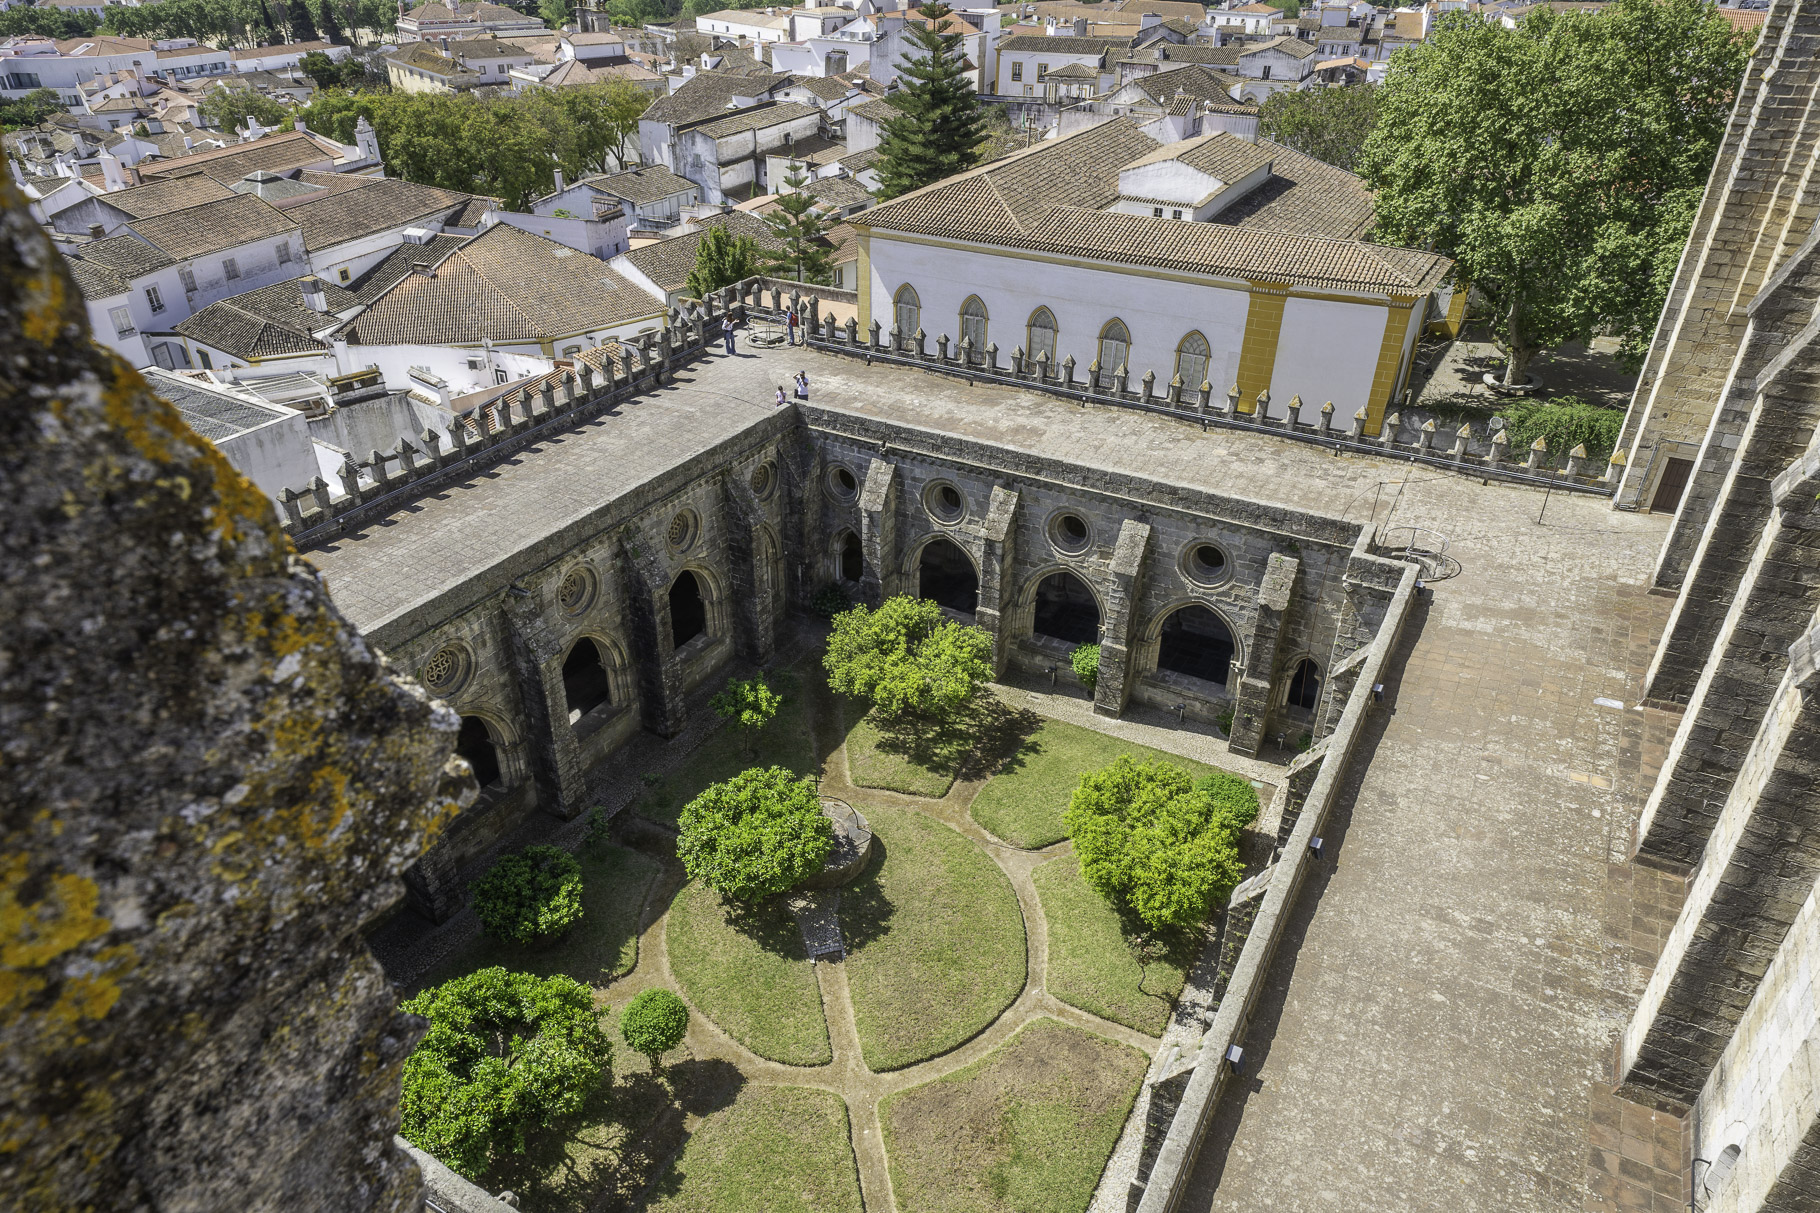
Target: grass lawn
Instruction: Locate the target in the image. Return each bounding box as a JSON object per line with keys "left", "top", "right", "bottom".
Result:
{"left": 644, "top": 1084, "right": 862, "bottom": 1213}
{"left": 970, "top": 720, "right": 1229, "bottom": 849}
{"left": 1031, "top": 855, "right": 1190, "bottom": 1037}
{"left": 880, "top": 1018, "right": 1149, "bottom": 1213}
{"left": 836, "top": 686, "right": 1040, "bottom": 800}
{"left": 410, "top": 842, "right": 659, "bottom": 997}
{"left": 664, "top": 879, "right": 831, "bottom": 1065}
{"left": 843, "top": 804, "right": 1026, "bottom": 1071}
{"left": 633, "top": 665, "right": 822, "bottom": 827}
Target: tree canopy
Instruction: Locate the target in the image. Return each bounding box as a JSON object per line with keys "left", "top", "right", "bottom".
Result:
{"left": 1257, "top": 85, "right": 1379, "bottom": 173}
{"left": 685, "top": 223, "right": 760, "bottom": 299}
{"left": 1063, "top": 757, "right": 1256, "bottom": 934}
{"left": 0, "top": 88, "right": 66, "bottom": 133}
{"left": 102, "top": 0, "right": 396, "bottom": 46}
{"left": 0, "top": 7, "right": 100, "bottom": 38}
{"left": 199, "top": 86, "right": 289, "bottom": 135}
{"left": 875, "top": 3, "right": 985, "bottom": 199}
{"left": 676, "top": 766, "right": 833, "bottom": 902}
{"left": 711, "top": 675, "right": 782, "bottom": 756}
{"left": 1359, "top": 0, "right": 1750, "bottom": 384}
{"left": 823, "top": 594, "right": 993, "bottom": 720}
{"left": 400, "top": 968, "right": 613, "bottom": 1178}
{"left": 758, "top": 161, "right": 836, "bottom": 284}
{"left": 470, "top": 845, "right": 585, "bottom": 946}
{"left": 619, "top": 988, "right": 690, "bottom": 1071}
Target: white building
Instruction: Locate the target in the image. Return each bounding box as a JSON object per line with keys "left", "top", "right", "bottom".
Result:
{"left": 853, "top": 119, "right": 1448, "bottom": 434}
{"left": 144, "top": 368, "right": 319, "bottom": 504}
{"left": 995, "top": 33, "right": 1131, "bottom": 99}
{"left": 231, "top": 41, "right": 352, "bottom": 74}
{"left": 671, "top": 100, "right": 824, "bottom": 203}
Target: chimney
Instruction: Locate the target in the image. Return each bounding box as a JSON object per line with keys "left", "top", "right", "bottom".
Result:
{"left": 87, "top": 223, "right": 105, "bottom": 239}
{"left": 1073, "top": 14, "right": 1087, "bottom": 35}
{"left": 182, "top": 136, "right": 193, "bottom": 150}
{"left": 440, "top": 35, "right": 450, "bottom": 53}
{"left": 300, "top": 275, "right": 329, "bottom": 312}
{"left": 554, "top": 167, "right": 565, "bottom": 191}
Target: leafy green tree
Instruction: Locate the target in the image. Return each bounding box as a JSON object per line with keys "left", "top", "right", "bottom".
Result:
{"left": 758, "top": 161, "right": 835, "bottom": 283}
{"left": 200, "top": 86, "right": 290, "bottom": 133}
{"left": 1495, "top": 395, "right": 1625, "bottom": 457}
{"left": 539, "top": 0, "right": 571, "bottom": 29}
{"left": 1360, "top": 0, "right": 1749, "bottom": 385}
{"left": 1063, "top": 756, "right": 1254, "bottom": 934}
{"left": 319, "top": 0, "right": 347, "bottom": 43}
{"left": 710, "top": 675, "right": 781, "bottom": 757}
{"left": 823, "top": 594, "right": 992, "bottom": 720}
{"left": 299, "top": 49, "right": 343, "bottom": 88}
{"left": 470, "top": 844, "right": 585, "bottom": 945}
{"left": 1257, "top": 85, "right": 1379, "bottom": 173}
{"left": 1070, "top": 642, "right": 1099, "bottom": 693}
{"left": 400, "top": 968, "right": 613, "bottom": 1178}
{"left": 875, "top": 3, "right": 985, "bottom": 199}
{"left": 292, "top": 0, "right": 320, "bottom": 42}
{"left": 0, "top": 88, "right": 66, "bottom": 132}
{"left": 619, "top": 988, "right": 690, "bottom": 1073}
{"left": 0, "top": 7, "right": 100, "bottom": 38}
{"left": 685, "top": 223, "right": 760, "bottom": 299}
{"left": 676, "top": 767, "right": 833, "bottom": 902}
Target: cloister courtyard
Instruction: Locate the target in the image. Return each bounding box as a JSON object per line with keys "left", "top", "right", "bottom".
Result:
{"left": 382, "top": 639, "right": 1275, "bottom": 1213}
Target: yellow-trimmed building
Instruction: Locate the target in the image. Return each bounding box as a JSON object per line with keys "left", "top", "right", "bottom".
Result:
{"left": 851, "top": 119, "right": 1452, "bottom": 434}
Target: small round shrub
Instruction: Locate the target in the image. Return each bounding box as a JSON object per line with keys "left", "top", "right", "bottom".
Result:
{"left": 677, "top": 766, "right": 833, "bottom": 901}
{"left": 1070, "top": 642, "right": 1100, "bottom": 692}
{"left": 470, "top": 844, "right": 584, "bottom": 945}
{"left": 400, "top": 967, "right": 613, "bottom": 1178}
{"left": 620, "top": 988, "right": 690, "bottom": 1070}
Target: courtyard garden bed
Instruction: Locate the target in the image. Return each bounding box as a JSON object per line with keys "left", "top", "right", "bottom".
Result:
{"left": 664, "top": 879, "right": 832, "bottom": 1066}
{"left": 843, "top": 803, "right": 1027, "bottom": 1071}
{"left": 644, "top": 1084, "right": 862, "bottom": 1213}
{"left": 411, "top": 842, "right": 659, "bottom": 996}
{"left": 834, "top": 685, "right": 1040, "bottom": 800}
{"left": 633, "top": 666, "right": 822, "bottom": 827}
{"left": 969, "top": 719, "right": 1223, "bottom": 848}
{"left": 1031, "top": 854, "right": 1191, "bottom": 1037}
{"left": 880, "top": 1017, "right": 1148, "bottom": 1213}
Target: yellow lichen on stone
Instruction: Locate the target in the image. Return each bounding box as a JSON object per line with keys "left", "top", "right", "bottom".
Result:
{"left": 0, "top": 859, "right": 129, "bottom": 1033}
{"left": 18, "top": 256, "right": 66, "bottom": 347}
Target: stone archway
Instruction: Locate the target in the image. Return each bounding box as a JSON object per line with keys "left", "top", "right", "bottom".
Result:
{"left": 561, "top": 637, "right": 613, "bottom": 725}
{"left": 1032, "top": 570, "right": 1099, "bottom": 645}
{"left": 1286, "top": 656, "right": 1320, "bottom": 711}
{"left": 1156, "top": 604, "right": 1236, "bottom": 687}
{"left": 918, "top": 536, "right": 979, "bottom": 614}
{"left": 669, "top": 570, "right": 708, "bottom": 649}
{"left": 455, "top": 714, "right": 503, "bottom": 788}
{"left": 837, "top": 531, "right": 863, "bottom": 584}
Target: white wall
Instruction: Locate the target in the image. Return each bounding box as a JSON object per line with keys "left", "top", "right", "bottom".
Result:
{"left": 490, "top": 210, "right": 631, "bottom": 260}
{"left": 181, "top": 233, "right": 305, "bottom": 311}
{"left": 1270, "top": 295, "right": 1388, "bottom": 421}
{"left": 215, "top": 410, "right": 318, "bottom": 502}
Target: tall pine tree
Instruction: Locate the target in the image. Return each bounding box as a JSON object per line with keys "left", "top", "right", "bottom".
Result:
{"left": 758, "top": 162, "right": 835, "bottom": 283}
{"left": 292, "top": 0, "right": 320, "bottom": 43}
{"left": 320, "top": 0, "right": 347, "bottom": 45}
{"left": 875, "top": 3, "right": 985, "bottom": 200}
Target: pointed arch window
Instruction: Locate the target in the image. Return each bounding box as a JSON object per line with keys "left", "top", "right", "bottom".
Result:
{"left": 1175, "top": 330, "right": 1210, "bottom": 391}
{"left": 960, "top": 295, "right": 988, "bottom": 362}
{"left": 1097, "top": 318, "right": 1130, "bottom": 389}
{"left": 1026, "top": 306, "right": 1057, "bottom": 370}
{"left": 893, "top": 283, "right": 920, "bottom": 343}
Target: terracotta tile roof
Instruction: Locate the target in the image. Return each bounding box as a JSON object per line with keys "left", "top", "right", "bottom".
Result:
{"left": 642, "top": 68, "right": 792, "bottom": 125}
{"left": 387, "top": 41, "right": 464, "bottom": 72}
{"left": 838, "top": 146, "right": 881, "bottom": 173}
{"left": 1127, "top": 63, "right": 1250, "bottom": 108}
{"left": 1315, "top": 26, "right": 1363, "bottom": 42}
{"left": 1244, "top": 34, "right": 1317, "bottom": 59}
{"left": 126, "top": 192, "right": 300, "bottom": 261}
{"left": 282, "top": 176, "right": 473, "bottom": 251}
{"left": 787, "top": 73, "right": 853, "bottom": 101}
{"left": 804, "top": 174, "right": 872, "bottom": 210}
{"left": 859, "top": 120, "right": 1447, "bottom": 294}
{"left": 1124, "top": 130, "right": 1275, "bottom": 180}
{"left": 997, "top": 34, "right": 1132, "bottom": 54}
{"left": 1122, "top": 43, "right": 1243, "bottom": 66}
{"left": 620, "top": 209, "right": 777, "bottom": 293}
{"left": 1213, "top": 139, "right": 1375, "bottom": 240}
{"left": 61, "top": 234, "right": 174, "bottom": 299}
{"left": 173, "top": 277, "right": 356, "bottom": 358}
{"left": 446, "top": 36, "right": 530, "bottom": 56}
{"left": 137, "top": 129, "right": 349, "bottom": 182}
{"left": 444, "top": 194, "right": 498, "bottom": 228}
{"left": 1045, "top": 62, "right": 1101, "bottom": 79}
{"left": 584, "top": 165, "right": 698, "bottom": 204}
{"left": 95, "top": 173, "right": 235, "bottom": 219}
{"left": 231, "top": 40, "right": 335, "bottom": 59}
{"left": 339, "top": 223, "right": 662, "bottom": 344}
{"left": 847, "top": 96, "right": 904, "bottom": 124}
{"left": 345, "top": 233, "right": 468, "bottom": 305}
{"left": 687, "top": 99, "right": 820, "bottom": 138}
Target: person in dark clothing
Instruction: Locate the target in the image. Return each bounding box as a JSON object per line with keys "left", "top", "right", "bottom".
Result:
{"left": 722, "top": 315, "right": 736, "bottom": 355}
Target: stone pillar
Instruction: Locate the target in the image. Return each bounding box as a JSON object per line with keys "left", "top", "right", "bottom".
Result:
{"left": 1634, "top": 432, "right": 1820, "bottom": 868}
{"left": 1093, "top": 520, "right": 1152, "bottom": 718}
{"left": 721, "top": 471, "right": 780, "bottom": 666}
{"left": 502, "top": 593, "right": 590, "bottom": 818}
{"left": 401, "top": 844, "right": 461, "bottom": 923}
{"left": 857, "top": 457, "right": 899, "bottom": 605}
{"left": 1619, "top": 608, "right": 1820, "bottom": 1109}
{"left": 1228, "top": 553, "right": 1299, "bottom": 757}
{"left": 974, "top": 486, "right": 1020, "bottom": 676}
{"left": 615, "top": 540, "right": 687, "bottom": 737}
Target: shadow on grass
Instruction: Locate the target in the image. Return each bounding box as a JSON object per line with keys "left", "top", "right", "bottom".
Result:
{"left": 718, "top": 892, "right": 817, "bottom": 960}
{"left": 1115, "top": 913, "right": 1203, "bottom": 1008}
{"left": 831, "top": 835, "right": 897, "bottom": 957}
{"left": 863, "top": 693, "right": 1043, "bottom": 783}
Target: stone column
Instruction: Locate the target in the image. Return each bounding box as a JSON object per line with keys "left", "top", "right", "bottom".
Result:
{"left": 857, "top": 456, "right": 899, "bottom": 605}
{"left": 1093, "top": 520, "right": 1152, "bottom": 718}
{"left": 615, "top": 540, "right": 687, "bottom": 737}
{"left": 974, "top": 486, "right": 1020, "bottom": 676}
{"left": 401, "top": 844, "right": 461, "bottom": 923}
{"left": 502, "top": 593, "right": 590, "bottom": 818}
{"left": 720, "top": 470, "right": 780, "bottom": 666}
{"left": 1618, "top": 608, "right": 1820, "bottom": 1109}
{"left": 1228, "top": 553, "right": 1299, "bottom": 757}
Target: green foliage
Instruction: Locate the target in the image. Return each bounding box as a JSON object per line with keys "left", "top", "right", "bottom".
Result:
{"left": 539, "top": 0, "right": 572, "bottom": 28}
{"left": 684, "top": 222, "right": 760, "bottom": 299}
{"left": 1069, "top": 642, "right": 1099, "bottom": 693}
{"left": 0, "top": 7, "right": 98, "bottom": 37}
{"left": 199, "top": 86, "right": 289, "bottom": 134}
{"left": 1495, "top": 394, "right": 1625, "bottom": 457}
{"left": 98, "top": 0, "right": 388, "bottom": 45}
{"left": 0, "top": 88, "right": 65, "bottom": 133}
{"left": 676, "top": 767, "right": 833, "bottom": 902}
{"left": 711, "top": 676, "right": 782, "bottom": 755}
{"left": 758, "top": 161, "right": 836, "bottom": 283}
{"left": 1258, "top": 85, "right": 1378, "bottom": 173}
{"left": 875, "top": 4, "right": 985, "bottom": 199}
{"left": 582, "top": 806, "right": 612, "bottom": 856}
{"left": 811, "top": 583, "right": 852, "bottom": 619}
{"left": 470, "top": 845, "right": 585, "bottom": 946}
{"left": 1216, "top": 706, "right": 1234, "bottom": 737}
{"left": 1360, "top": 0, "right": 1750, "bottom": 383}
{"left": 400, "top": 967, "right": 612, "bottom": 1178}
{"left": 298, "top": 49, "right": 365, "bottom": 88}
{"left": 291, "top": 0, "right": 320, "bottom": 42}
{"left": 823, "top": 594, "right": 993, "bottom": 720}
{"left": 1064, "top": 756, "right": 1252, "bottom": 933}
{"left": 297, "top": 81, "right": 651, "bottom": 209}
{"left": 619, "top": 988, "right": 690, "bottom": 1070}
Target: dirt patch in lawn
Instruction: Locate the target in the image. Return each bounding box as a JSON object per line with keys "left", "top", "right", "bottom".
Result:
{"left": 881, "top": 1017, "right": 1149, "bottom": 1213}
